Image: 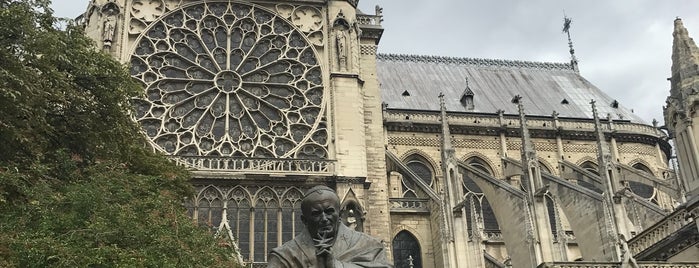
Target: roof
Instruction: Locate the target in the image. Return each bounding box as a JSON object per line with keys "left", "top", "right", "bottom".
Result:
{"left": 377, "top": 54, "right": 645, "bottom": 123}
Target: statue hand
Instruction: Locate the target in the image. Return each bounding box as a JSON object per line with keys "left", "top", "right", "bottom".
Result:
{"left": 316, "top": 248, "right": 335, "bottom": 268}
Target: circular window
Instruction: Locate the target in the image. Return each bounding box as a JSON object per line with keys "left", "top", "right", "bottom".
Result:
{"left": 129, "top": 2, "right": 327, "bottom": 158}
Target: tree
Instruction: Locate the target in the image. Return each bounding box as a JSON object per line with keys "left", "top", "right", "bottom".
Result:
{"left": 0, "top": 1, "right": 240, "bottom": 266}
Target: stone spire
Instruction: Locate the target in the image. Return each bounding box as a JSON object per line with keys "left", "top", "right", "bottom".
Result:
{"left": 669, "top": 18, "right": 699, "bottom": 103}
{"left": 514, "top": 96, "right": 556, "bottom": 264}
{"left": 664, "top": 18, "right": 699, "bottom": 198}
{"left": 437, "top": 92, "right": 457, "bottom": 267}
{"left": 591, "top": 100, "right": 632, "bottom": 260}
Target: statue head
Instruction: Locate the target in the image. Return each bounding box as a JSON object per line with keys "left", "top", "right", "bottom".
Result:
{"left": 301, "top": 185, "right": 341, "bottom": 241}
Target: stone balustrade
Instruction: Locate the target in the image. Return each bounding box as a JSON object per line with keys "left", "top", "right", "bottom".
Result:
{"left": 627, "top": 206, "right": 694, "bottom": 256}
{"left": 537, "top": 262, "right": 699, "bottom": 268}
{"left": 172, "top": 156, "right": 335, "bottom": 175}
{"left": 484, "top": 230, "right": 504, "bottom": 242}
{"left": 389, "top": 198, "right": 430, "bottom": 213}
{"left": 384, "top": 110, "right": 665, "bottom": 138}
{"left": 356, "top": 14, "right": 382, "bottom": 27}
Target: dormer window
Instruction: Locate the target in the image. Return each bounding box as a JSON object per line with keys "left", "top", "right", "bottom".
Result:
{"left": 460, "top": 78, "right": 475, "bottom": 110}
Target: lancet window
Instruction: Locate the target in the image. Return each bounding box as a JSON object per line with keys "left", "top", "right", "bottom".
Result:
{"left": 392, "top": 230, "right": 422, "bottom": 268}
{"left": 462, "top": 157, "right": 500, "bottom": 239}
{"left": 189, "top": 185, "right": 303, "bottom": 263}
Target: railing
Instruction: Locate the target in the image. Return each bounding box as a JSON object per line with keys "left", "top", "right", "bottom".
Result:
{"left": 389, "top": 198, "right": 430, "bottom": 213}
{"left": 627, "top": 205, "right": 694, "bottom": 256}
{"left": 537, "top": 262, "right": 699, "bottom": 268}
{"left": 356, "top": 14, "right": 382, "bottom": 27}
{"left": 384, "top": 110, "right": 666, "bottom": 138}
{"left": 484, "top": 230, "right": 504, "bottom": 242}
{"left": 172, "top": 156, "right": 335, "bottom": 175}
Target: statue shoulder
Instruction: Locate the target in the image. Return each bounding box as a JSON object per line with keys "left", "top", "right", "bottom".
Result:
{"left": 341, "top": 225, "right": 384, "bottom": 248}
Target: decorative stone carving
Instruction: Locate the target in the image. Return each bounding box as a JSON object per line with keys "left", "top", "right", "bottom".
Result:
{"left": 333, "top": 11, "right": 350, "bottom": 72}
{"left": 291, "top": 6, "right": 322, "bottom": 33}
{"left": 100, "top": 0, "right": 120, "bottom": 49}
{"left": 129, "top": 2, "right": 328, "bottom": 159}
{"left": 131, "top": 0, "right": 164, "bottom": 22}
{"left": 360, "top": 44, "right": 377, "bottom": 55}
{"left": 102, "top": 16, "right": 116, "bottom": 47}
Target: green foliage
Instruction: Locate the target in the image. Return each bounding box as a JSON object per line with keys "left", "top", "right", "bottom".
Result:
{"left": 0, "top": 1, "right": 240, "bottom": 266}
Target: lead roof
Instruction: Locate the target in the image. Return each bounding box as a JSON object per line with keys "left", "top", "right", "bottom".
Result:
{"left": 376, "top": 53, "right": 645, "bottom": 123}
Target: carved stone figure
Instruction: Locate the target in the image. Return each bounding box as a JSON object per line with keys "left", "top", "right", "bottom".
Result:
{"left": 335, "top": 28, "right": 348, "bottom": 71}
{"left": 268, "top": 185, "right": 392, "bottom": 268}
{"left": 103, "top": 16, "right": 116, "bottom": 44}
{"left": 618, "top": 234, "right": 640, "bottom": 268}
{"left": 346, "top": 209, "right": 357, "bottom": 230}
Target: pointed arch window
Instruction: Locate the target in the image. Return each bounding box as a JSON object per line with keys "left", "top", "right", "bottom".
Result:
{"left": 544, "top": 194, "right": 566, "bottom": 240}
{"left": 401, "top": 155, "right": 436, "bottom": 197}
{"left": 392, "top": 231, "right": 422, "bottom": 268}
{"left": 406, "top": 161, "right": 433, "bottom": 187}
{"left": 630, "top": 163, "right": 658, "bottom": 204}
{"left": 462, "top": 157, "right": 500, "bottom": 238}
{"left": 191, "top": 186, "right": 304, "bottom": 263}
{"left": 578, "top": 161, "right": 603, "bottom": 193}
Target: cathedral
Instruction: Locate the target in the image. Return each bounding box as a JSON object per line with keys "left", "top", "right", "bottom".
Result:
{"left": 78, "top": 1, "right": 698, "bottom": 267}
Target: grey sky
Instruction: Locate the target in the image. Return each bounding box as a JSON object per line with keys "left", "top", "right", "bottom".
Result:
{"left": 51, "top": 0, "right": 699, "bottom": 125}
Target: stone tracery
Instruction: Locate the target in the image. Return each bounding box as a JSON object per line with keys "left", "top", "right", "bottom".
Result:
{"left": 130, "top": 1, "right": 328, "bottom": 158}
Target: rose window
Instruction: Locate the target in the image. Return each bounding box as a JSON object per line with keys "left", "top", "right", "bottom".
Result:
{"left": 129, "top": 2, "right": 328, "bottom": 159}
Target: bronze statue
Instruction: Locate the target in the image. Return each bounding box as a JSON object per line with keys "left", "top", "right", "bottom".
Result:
{"left": 267, "top": 185, "right": 392, "bottom": 268}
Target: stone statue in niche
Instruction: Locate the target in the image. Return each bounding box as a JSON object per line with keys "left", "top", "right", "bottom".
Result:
{"left": 341, "top": 203, "right": 364, "bottom": 232}
{"left": 333, "top": 12, "right": 351, "bottom": 72}
{"left": 100, "top": 0, "right": 120, "bottom": 49}
{"left": 335, "top": 26, "right": 348, "bottom": 71}
{"left": 346, "top": 209, "right": 357, "bottom": 230}
{"left": 102, "top": 16, "right": 116, "bottom": 45}
{"left": 268, "top": 185, "right": 392, "bottom": 268}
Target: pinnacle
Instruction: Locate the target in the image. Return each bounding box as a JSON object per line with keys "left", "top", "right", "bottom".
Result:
{"left": 671, "top": 18, "right": 699, "bottom": 85}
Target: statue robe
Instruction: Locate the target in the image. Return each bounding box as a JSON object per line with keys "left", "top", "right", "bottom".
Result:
{"left": 267, "top": 224, "right": 392, "bottom": 268}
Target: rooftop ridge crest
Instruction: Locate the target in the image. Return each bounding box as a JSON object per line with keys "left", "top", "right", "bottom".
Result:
{"left": 377, "top": 53, "right": 574, "bottom": 71}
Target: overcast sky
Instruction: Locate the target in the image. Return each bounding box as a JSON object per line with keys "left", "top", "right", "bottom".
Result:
{"left": 51, "top": 0, "right": 699, "bottom": 125}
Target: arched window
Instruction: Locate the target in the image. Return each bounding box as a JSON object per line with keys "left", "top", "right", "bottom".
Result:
{"left": 539, "top": 160, "right": 552, "bottom": 174}
{"left": 392, "top": 231, "right": 422, "bottom": 268}
{"left": 545, "top": 195, "right": 561, "bottom": 239}
{"left": 407, "top": 161, "right": 433, "bottom": 187}
{"left": 578, "top": 161, "right": 603, "bottom": 193}
{"left": 580, "top": 161, "right": 599, "bottom": 175}
{"left": 462, "top": 157, "right": 500, "bottom": 237}
{"left": 193, "top": 186, "right": 304, "bottom": 263}
{"left": 401, "top": 154, "right": 436, "bottom": 198}
{"left": 630, "top": 163, "right": 657, "bottom": 203}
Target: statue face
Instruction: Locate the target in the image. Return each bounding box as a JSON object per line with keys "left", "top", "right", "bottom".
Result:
{"left": 301, "top": 190, "right": 340, "bottom": 239}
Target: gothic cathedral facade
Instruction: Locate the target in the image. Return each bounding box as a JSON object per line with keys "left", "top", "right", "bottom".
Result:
{"left": 79, "top": 1, "right": 698, "bottom": 267}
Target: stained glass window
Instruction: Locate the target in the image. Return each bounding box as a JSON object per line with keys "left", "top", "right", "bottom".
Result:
{"left": 630, "top": 163, "right": 657, "bottom": 203}
{"left": 462, "top": 157, "right": 501, "bottom": 235}
{"left": 392, "top": 231, "right": 422, "bottom": 268}
{"left": 129, "top": 2, "right": 328, "bottom": 159}
{"left": 193, "top": 186, "right": 303, "bottom": 263}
